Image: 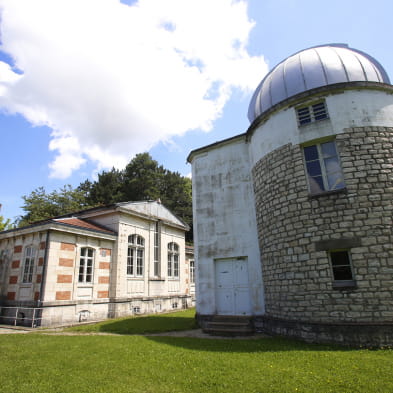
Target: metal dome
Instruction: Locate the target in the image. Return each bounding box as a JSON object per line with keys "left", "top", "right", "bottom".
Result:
{"left": 248, "top": 44, "right": 390, "bottom": 123}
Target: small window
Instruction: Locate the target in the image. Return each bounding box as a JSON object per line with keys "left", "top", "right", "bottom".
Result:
{"left": 153, "top": 222, "right": 160, "bottom": 277}
{"left": 22, "top": 246, "right": 36, "bottom": 283}
{"left": 190, "top": 260, "right": 195, "bottom": 283}
{"left": 329, "top": 250, "right": 356, "bottom": 288}
{"left": 127, "top": 235, "right": 144, "bottom": 277}
{"left": 79, "top": 247, "right": 94, "bottom": 283}
{"left": 297, "top": 101, "right": 328, "bottom": 125}
{"left": 168, "top": 242, "right": 179, "bottom": 279}
{"left": 133, "top": 306, "right": 141, "bottom": 314}
{"left": 303, "top": 140, "right": 345, "bottom": 194}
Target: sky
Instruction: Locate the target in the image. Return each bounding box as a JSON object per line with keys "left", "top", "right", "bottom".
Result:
{"left": 1, "top": 0, "right": 393, "bottom": 221}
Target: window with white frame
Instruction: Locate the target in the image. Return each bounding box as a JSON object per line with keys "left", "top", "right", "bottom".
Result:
{"left": 78, "top": 247, "right": 94, "bottom": 283}
{"left": 329, "top": 250, "right": 355, "bottom": 286}
{"left": 167, "top": 242, "right": 179, "bottom": 278}
{"left": 153, "top": 222, "right": 160, "bottom": 277}
{"left": 303, "top": 140, "right": 345, "bottom": 194}
{"left": 127, "top": 235, "right": 144, "bottom": 277}
{"left": 297, "top": 101, "right": 328, "bottom": 125}
{"left": 22, "top": 246, "right": 36, "bottom": 283}
{"left": 190, "top": 259, "right": 195, "bottom": 283}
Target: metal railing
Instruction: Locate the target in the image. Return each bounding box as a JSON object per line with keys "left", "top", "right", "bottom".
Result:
{"left": 0, "top": 306, "right": 43, "bottom": 328}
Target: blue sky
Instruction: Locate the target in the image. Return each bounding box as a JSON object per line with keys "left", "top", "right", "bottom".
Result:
{"left": 1, "top": 0, "right": 393, "bottom": 222}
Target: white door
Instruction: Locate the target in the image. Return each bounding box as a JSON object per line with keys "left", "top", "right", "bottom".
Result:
{"left": 215, "top": 258, "right": 251, "bottom": 315}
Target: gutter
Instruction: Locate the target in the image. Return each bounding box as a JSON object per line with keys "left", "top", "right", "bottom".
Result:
{"left": 38, "top": 230, "right": 50, "bottom": 307}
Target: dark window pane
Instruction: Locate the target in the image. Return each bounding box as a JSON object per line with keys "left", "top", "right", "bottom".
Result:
{"left": 306, "top": 160, "right": 322, "bottom": 177}
{"left": 304, "top": 145, "right": 319, "bottom": 161}
{"left": 331, "top": 251, "right": 350, "bottom": 266}
{"left": 332, "top": 266, "right": 353, "bottom": 280}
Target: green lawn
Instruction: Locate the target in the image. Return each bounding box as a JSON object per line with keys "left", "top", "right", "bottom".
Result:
{"left": 64, "top": 308, "right": 197, "bottom": 334}
{"left": 1, "top": 309, "right": 392, "bottom": 393}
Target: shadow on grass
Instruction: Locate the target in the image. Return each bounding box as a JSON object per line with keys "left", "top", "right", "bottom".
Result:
{"left": 92, "top": 314, "right": 198, "bottom": 335}
{"left": 144, "top": 335, "right": 360, "bottom": 353}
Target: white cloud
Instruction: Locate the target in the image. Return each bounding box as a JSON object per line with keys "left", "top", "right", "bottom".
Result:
{"left": 0, "top": 0, "right": 267, "bottom": 178}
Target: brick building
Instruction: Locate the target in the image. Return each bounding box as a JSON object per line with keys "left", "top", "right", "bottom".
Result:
{"left": 188, "top": 44, "right": 393, "bottom": 346}
{"left": 0, "top": 201, "right": 192, "bottom": 327}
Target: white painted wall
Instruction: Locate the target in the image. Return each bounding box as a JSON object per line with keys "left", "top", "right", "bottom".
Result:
{"left": 249, "top": 89, "right": 393, "bottom": 166}
{"left": 191, "top": 138, "right": 265, "bottom": 316}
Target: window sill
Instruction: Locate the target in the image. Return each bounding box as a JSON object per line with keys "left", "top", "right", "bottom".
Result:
{"left": 149, "top": 278, "right": 165, "bottom": 281}
{"left": 309, "top": 187, "right": 347, "bottom": 199}
{"left": 332, "top": 280, "right": 357, "bottom": 290}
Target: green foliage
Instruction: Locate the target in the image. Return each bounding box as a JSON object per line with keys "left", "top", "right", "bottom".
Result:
{"left": 17, "top": 153, "right": 193, "bottom": 241}
{"left": 0, "top": 215, "right": 12, "bottom": 231}
{"left": 1, "top": 332, "right": 392, "bottom": 393}
{"left": 17, "top": 185, "right": 93, "bottom": 227}
{"left": 66, "top": 308, "right": 197, "bottom": 334}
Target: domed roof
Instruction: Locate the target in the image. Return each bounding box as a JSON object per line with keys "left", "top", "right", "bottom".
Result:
{"left": 248, "top": 44, "right": 390, "bottom": 123}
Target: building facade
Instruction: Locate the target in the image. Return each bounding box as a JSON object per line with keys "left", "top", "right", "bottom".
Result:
{"left": 0, "top": 201, "right": 192, "bottom": 327}
{"left": 188, "top": 44, "right": 393, "bottom": 346}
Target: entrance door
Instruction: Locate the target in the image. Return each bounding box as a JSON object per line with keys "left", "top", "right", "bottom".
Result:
{"left": 215, "top": 258, "right": 251, "bottom": 315}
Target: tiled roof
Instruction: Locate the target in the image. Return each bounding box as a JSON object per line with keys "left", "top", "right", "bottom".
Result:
{"left": 54, "top": 218, "right": 115, "bottom": 234}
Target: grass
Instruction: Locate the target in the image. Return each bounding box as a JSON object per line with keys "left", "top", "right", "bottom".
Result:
{"left": 64, "top": 308, "right": 197, "bottom": 334}
{"left": 0, "top": 310, "right": 392, "bottom": 393}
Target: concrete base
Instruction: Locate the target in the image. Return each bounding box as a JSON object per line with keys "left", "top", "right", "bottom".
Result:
{"left": 255, "top": 315, "right": 393, "bottom": 347}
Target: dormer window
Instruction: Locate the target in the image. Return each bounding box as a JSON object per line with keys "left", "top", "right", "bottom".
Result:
{"left": 297, "top": 101, "right": 328, "bottom": 125}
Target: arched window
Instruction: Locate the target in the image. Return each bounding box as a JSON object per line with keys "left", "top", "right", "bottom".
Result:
{"left": 167, "top": 242, "right": 179, "bottom": 278}
{"left": 127, "top": 235, "right": 144, "bottom": 277}
{"left": 79, "top": 247, "right": 94, "bottom": 283}
{"left": 22, "top": 246, "right": 36, "bottom": 283}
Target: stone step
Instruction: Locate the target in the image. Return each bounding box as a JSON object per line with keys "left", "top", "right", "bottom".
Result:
{"left": 202, "top": 315, "right": 255, "bottom": 336}
{"left": 202, "top": 327, "right": 254, "bottom": 336}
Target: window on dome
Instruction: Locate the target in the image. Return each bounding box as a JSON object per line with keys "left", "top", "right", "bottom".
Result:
{"left": 297, "top": 101, "right": 328, "bottom": 125}
{"left": 303, "top": 140, "right": 345, "bottom": 195}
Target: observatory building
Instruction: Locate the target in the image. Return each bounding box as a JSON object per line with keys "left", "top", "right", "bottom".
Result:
{"left": 188, "top": 44, "right": 393, "bottom": 346}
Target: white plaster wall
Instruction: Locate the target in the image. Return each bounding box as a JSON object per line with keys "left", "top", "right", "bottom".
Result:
{"left": 249, "top": 89, "right": 393, "bottom": 166}
{"left": 191, "top": 139, "right": 265, "bottom": 316}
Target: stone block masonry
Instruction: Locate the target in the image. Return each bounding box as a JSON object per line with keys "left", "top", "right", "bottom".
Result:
{"left": 252, "top": 126, "right": 393, "bottom": 344}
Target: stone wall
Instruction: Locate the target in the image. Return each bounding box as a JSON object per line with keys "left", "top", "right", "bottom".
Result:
{"left": 252, "top": 126, "right": 393, "bottom": 326}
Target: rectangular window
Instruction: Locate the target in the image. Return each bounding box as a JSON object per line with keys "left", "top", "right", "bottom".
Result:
{"left": 190, "top": 260, "right": 195, "bottom": 283}
{"left": 303, "top": 140, "right": 345, "bottom": 194}
{"left": 127, "top": 235, "right": 144, "bottom": 277}
{"left": 329, "top": 250, "right": 356, "bottom": 288}
{"left": 153, "top": 222, "right": 160, "bottom": 276}
{"left": 22, "top": 246, "right": 36, "bottom": 283}
{"left": 297, "top": 101, "right": 328, "bottom": 125}
{"left": 79, "top": 247, "right": 94, "bottom": 283}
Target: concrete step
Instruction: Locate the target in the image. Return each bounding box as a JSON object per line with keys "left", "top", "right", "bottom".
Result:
{"left": 202, "top": 315, "right": 255, "bottom": 336}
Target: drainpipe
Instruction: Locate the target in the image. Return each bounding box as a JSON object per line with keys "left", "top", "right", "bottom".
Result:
{"left": 38, "top": 230, "right": 50, "bottom": 325}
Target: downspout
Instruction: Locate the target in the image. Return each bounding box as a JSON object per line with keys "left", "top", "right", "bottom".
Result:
{"left": 38, "top": 230, "right": 50, "bottom": 325}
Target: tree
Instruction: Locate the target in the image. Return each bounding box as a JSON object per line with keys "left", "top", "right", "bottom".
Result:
{"left": 16, "top": 153, "right": 194, "bottom": 242}
{"left": 122, "top": 153, "right": 165, "bottom": 201}
{"left": 86, "top": 168, "right": 124, "bottom": 206}
{"left": 17, "top": 185, "right": 93, "bottom": 227}
{"left": 0, "top": 215, "right": 12, "bottom": 231}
